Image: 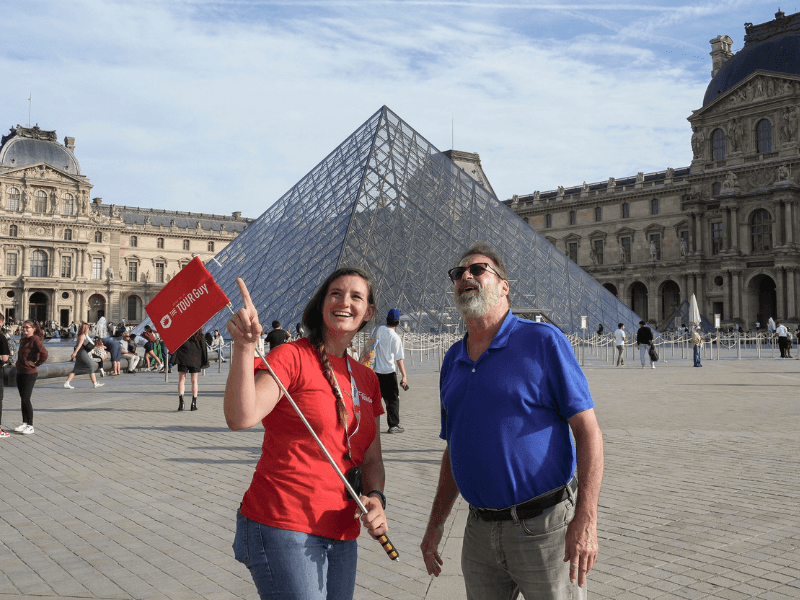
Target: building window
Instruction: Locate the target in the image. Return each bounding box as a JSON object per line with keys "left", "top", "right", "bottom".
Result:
{"left": 756, "top": 119, "right": 772, "bottom": 154}
{"left": 545, "top": 214, "right": 552, "bottom": 228}
{"left": 8, "top": 187, "right": 20, "bottom": 211}
{"left": 64, "top": 228, "right": 72, "bottom": 241}
{"left": 34, "top": 191, "right": 48, "bottom": 213}
{"left": 568, "top": 242, "right": 578, "bottom": 263}
{"left": 569, "top": 211, "right": 576, "bottom": 225}
{"left": 92, "top": 257, "right": 103, "bottom": 279}
{"left": 127, "top": 296, "right": 138, "bottom": 322}
{"left": 155, "top": 262, "right": 165, "bottom": 283}
{"left": 157, "top": 237, "right": 164, "bottom": 249}
{"left": 681, "top": 194, "right": 690, "bottom": 211}
{"left": 595, "top": 207, "right": 602, "bottom": 222}
{"left": 130, "top": 235, "right": 138, "bottom": 247}
{"left": 593, "top": 239, "right": 604, "bottom": 265}
{"left": 183, "top": 239, "right": 190, "bottom": 250}
{"left": 711, "top": 221, "right": 723, "bottom": 255}
{"left": 207, "top": 241, "right": 215, "bottom": 252}
{"left": 128, "top": 262, "right": 138, "bottom": 282}
{"left": 621, "top": 203, "right": 629, "bottom": 219}
{"left": 751, "top": 209, "right": 772, "bottom": 252}
{"left": 6, "top": 253, "right": 17, "bottom": 276}
{"left": 649, "top": 234, "right": 661, "bottom": 260}
{"left": 61, "top": 255, "right": 72, "bottom": 278}
{"left": 95, "top": 231, "right": 103, "bottom": 243}
{"left": 9, "top": 224, "right": 17, "bottom": 237}
{"left": 30, "top": 249, "right": 48, "bottom": 277}
{"left": 712, "top": 182, "right": 722, "bottom": 196}
{"left": 711, "top": 128, "right": 726, "bottom": 161}
{"left": 680, "top": 230, "right": 689, "bottom": 251}
{"left": 651, "top": 198, "right": 659, "bottom": 215}
{"left": 621, "top": 237, "right": 631, "bottom": 262}
{"left": 62, "top": 194, "right": 74, "bottom": 216}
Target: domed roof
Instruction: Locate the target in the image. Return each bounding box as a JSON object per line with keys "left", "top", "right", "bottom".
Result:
{"left": 703, "top": 11, "right": 800, "bottom": 107}
{"left": 0, "top": 125, "right": 81, "bottom": 175}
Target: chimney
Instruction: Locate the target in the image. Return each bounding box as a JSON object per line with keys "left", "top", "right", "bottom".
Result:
{"left": 232, "top": 211, "right": 242, "bottom": 219}
{"left": 93, "top": 197, "right": 103, "bottom": 205}
{"left": 64, "top": 136, "right": 75, "bottom": 152}
{"left": 710, "top": 35, "right": 733, "bottom": 78}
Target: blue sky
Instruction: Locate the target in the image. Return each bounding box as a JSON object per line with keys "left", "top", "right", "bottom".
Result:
{"left": 0, "top": 0, "right": 782, "bottom": 217}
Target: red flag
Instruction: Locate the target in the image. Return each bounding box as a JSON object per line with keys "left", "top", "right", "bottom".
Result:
{"left": 145, "top": 256, "right": 230, "bottom": 353}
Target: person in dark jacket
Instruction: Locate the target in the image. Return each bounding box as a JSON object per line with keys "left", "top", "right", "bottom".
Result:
{"left": 636, "top": 320, "right": 656, "bottom": 369}
{"left": 14, "top": 321, "right": 49, "bottom": 435}
{"left": 172, "top": 329, "right": 208, "bottom": 411}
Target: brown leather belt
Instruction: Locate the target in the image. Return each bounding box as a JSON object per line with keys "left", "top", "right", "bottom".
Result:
{"left": 471, "top": 477, "right": 577, "bottom": 522}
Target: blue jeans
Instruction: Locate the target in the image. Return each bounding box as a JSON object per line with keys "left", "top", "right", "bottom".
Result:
{"left": 233, "top": 510, "right": 357, "bottom": 600}
{"left": 461, "top": 496, "right": 587, "bottom": 600}
{"left": 693, "top": 345, "right": 702, "bottom": 366}
{"left": 639, "top": 344, "right": 653, "bottom": 367}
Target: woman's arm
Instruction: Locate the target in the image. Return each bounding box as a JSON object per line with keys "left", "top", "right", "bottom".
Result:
{"left": 72, "top": 333, "right": 85, "bottom": 359}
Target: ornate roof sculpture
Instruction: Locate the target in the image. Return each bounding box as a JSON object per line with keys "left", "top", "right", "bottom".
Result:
{"left": 0, "top": 125, "right": 82, "bottom": 175}
{"left": 193, "top": 106, "right": 641, "bottom": 335}
{"left": 704, "top": 10, "right": 800, "bottom": 106}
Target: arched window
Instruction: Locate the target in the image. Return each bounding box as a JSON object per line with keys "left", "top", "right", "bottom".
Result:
{"left": 545, "top": 214, "right": 552, "bottom": 228}
{"left": 182, "top": 239, "right": 190, "bottom": 250}
{"left": 595, "top": 207, "right": 602, "bottom": 222}
{"left": 34, "top": 190, "right": 48, "bottom": 213}
{"left": 651, "top": 198, "right": 659, "bottom": 215}
{"left": 9, "top": 225, "right": 17, "bottom": 237}
{"left": 621, "top": 203, "right": 630, "bottom": 218}
{"left": 756, "top": 119, "right": 772, "bottom": 154}
{"left": 751, "top": 209, "right": 772, "bottom": 252}
{"left": 712, "top": 182, "right": 722, "bottom": 196}
{"left": 94, "top": 231, "right": 103, "bottom": 243}
{"left": 157, "top": 237, "right": 164, "bottom": 249}
{"left": 711, "top": 128, "right": 726, "bottom": 161}
{"left": 569, "top": 211, "right": 576, "bottom": 225}
{"left": 30, "top": 250, "right": 48, "bottom": 277}
{"left": 207, "top": 241, "right": 215, "bottom": 252}
{"left": 7, "top": 187, "right": 20, "bottom": 211}
{"left": 62, "top": 194, "right": 74, "bottom": 216}
{"left": 64, "top": 228, "right": 72, "bottom": 241}
{"left": 130, "top": 235, "right": 138, "bottom": 247}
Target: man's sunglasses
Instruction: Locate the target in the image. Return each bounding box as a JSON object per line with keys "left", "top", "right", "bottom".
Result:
{"left": 447, "top": 263, "right": 504, "bottom": 283}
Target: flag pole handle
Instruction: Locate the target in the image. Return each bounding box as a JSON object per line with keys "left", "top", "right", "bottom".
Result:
{"left": 225, "top": 305, "right": 400, "bottom": 562}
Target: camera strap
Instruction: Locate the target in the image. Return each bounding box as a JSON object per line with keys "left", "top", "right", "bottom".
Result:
{"left": 330, "top": 356, "right": 361, "bottom": 460}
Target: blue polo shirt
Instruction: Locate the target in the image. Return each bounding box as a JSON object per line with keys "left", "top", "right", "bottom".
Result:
{"left": 440, "top": 312, "right": 594, "bottom": 509}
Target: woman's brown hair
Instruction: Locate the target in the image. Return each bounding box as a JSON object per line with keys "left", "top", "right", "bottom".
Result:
{"left": 22, "top": 320, "right": 44, "bottom": 339}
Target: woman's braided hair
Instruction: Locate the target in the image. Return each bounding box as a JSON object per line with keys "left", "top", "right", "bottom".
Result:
{"left": 301, "top": 266, "right": 376, "bottom": 430}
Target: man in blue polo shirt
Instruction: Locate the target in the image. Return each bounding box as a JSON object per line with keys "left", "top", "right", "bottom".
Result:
{"left": 420, "top": 242, "right": 604, "bottom": 599}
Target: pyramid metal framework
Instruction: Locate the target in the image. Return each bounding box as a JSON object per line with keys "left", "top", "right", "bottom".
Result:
{"left": 198, "top": 106, "right": 642, "bottom": 336}
{"left": 660, "top": 300, "right": 716, "bottom": 334}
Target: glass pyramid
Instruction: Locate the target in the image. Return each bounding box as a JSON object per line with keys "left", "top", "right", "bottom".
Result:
{"left": 196, "top": 105, "right": 642, "bottom": 335}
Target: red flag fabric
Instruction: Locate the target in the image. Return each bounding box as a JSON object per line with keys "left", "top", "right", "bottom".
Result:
{"left": 145, "top": 256, "right": 230, "bottom": 353}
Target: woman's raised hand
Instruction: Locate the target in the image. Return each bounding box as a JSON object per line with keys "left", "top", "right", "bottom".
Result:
{"left": 227, "top": 278, "right": 263, "bottom": 344}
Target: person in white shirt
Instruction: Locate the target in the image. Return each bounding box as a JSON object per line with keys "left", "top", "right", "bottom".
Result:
{"left": 373, "top": 308, "right": 408, "bottom": 433}
{"left": 775, "top": 321, "right": 790, "bottom": 359}
{"left": 613, "top": 323, "right": 627, "bottom": 367}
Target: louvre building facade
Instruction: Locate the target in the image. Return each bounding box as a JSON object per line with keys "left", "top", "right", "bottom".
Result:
{"left": 508, "top": 10, "right": 800, "bottom": 330}
{"left": 0, "top": 125, "right": 251, "bottom": 326}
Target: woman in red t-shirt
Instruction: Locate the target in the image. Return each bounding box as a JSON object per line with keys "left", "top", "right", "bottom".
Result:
{"left": 225, "top": 266, "right": 388, "bottom": 600}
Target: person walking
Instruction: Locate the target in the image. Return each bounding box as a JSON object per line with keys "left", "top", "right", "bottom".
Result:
{"left": 14, "top": 321, "right": 49, "bottom": 435}
{"left": 775, "top": 321, "right": 789, "bottom": 359}
{"left": 420, "top": 243, "right": 603, "bottom": 598}
{"left": 64, "top": 323, "right": 104, "bottom": 389}
{"left": 372, "top": 308, "right": 408, "bottom": 434}
{"left": 172, "top": 329, "right": 208, "bottom": 411}
{"left": 225, "top": 267, "right": 389, "bottom": 600}
{"left": 636, "top": 320, "right": 656, "bottom": 369}
{"left": 613, "top": 323, "right": 627, "bottom": 366}
{"left": 0, "top": 316, "right": 11, "bottom": 438}
{"left": 692, "top": 326, "right": 703, "bottom": 367}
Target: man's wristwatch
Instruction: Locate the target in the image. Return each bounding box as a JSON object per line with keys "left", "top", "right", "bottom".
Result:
{"left": 367, "top": 490, "right": 386, "bottom": 510}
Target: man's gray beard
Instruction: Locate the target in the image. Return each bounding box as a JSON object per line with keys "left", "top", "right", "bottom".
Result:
{"left": 455, "top": 281, "right": 501, "bottom": 319}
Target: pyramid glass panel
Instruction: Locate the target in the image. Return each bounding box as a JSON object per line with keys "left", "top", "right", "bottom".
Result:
{"left": 180, "top": 106, "right": 643, "bottom": 336}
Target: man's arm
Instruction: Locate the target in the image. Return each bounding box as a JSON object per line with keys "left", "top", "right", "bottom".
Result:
{"left": 396, "top": 358, "right": 407, "bottom": 389}
{"left": 564, "top": 407, "right": 604, "bottom": 588}
{"left": 420, "top": 446, "right": 460, "bottom": 577}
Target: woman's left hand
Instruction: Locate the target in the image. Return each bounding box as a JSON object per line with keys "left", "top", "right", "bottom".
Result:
{"left": 357, "top": 495, "right": 388, "bottom": 538}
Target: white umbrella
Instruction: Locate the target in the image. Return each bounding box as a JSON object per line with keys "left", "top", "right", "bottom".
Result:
{"left": 689, "top": 294, "right": 701, "bottom": 327}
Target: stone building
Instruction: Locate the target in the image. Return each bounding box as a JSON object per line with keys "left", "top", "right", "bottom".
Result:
{"left": 0, "top": 124, "right": 251, "bottom": 326}
{"left": 507, "top": 10, "right": 800, "bottom": 330}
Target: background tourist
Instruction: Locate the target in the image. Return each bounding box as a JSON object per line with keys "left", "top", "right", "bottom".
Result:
{"left": 211, "top": 330, "right": 227, "bottom": 362}
{"left": 14, "top": 321, "right": 49, "bottom": 435}
{"left": 172, "top": 329, "right": 208, "bottom": 411}
{"left": 120, "top": 333, "right": 140, "bottom": 372}
{"left": 142, "top": 325, "right": 164, "bottom": 371}
{"left": 0, "top": 316, "right": 10, "bottom": 438}
{"left": 692, "top": 326, "right": 703, "bottom": 367}
{"left": 265, "top": 320, "right": 291, "bottom": 351}
{"left": 225, "top": 268, "right": 388, "bottom": 600}
{"left": 372, "top": 308, "right": 408, "bottom": 434}
{"left": 614, "top": 323, "right": 626, "bottom": 366}
{"left": 64, "top": 323, "right": 104, "bottom": 389}
{"left": 102, "top": 335, "right": 123, "bottom": 375}
{"left": 636, "top": 320, "right": 656, "bottom": 369}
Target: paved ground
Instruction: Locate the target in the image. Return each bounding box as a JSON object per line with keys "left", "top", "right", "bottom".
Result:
{"left": 0, "top": 346, "right": 798, "bottom": 599}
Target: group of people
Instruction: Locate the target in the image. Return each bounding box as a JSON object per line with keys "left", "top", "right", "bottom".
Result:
{"left": 612, "top": 321, "right": 705, "bottom": 367}
{"left": 223, "top": 241, "right": 603, "bottom": 600}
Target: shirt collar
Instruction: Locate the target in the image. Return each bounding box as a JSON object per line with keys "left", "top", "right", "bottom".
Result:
{"left": 458, "top": 310, "right": 518, "bottom": 363}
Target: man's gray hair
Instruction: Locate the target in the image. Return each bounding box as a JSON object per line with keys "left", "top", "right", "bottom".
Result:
{"left": 457, "top": 242, "right": 509, "bottom": 281}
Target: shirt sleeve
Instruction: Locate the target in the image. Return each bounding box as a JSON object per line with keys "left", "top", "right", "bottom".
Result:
{"left": 544, "top": 330, "right": 594, "bottom": 421}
